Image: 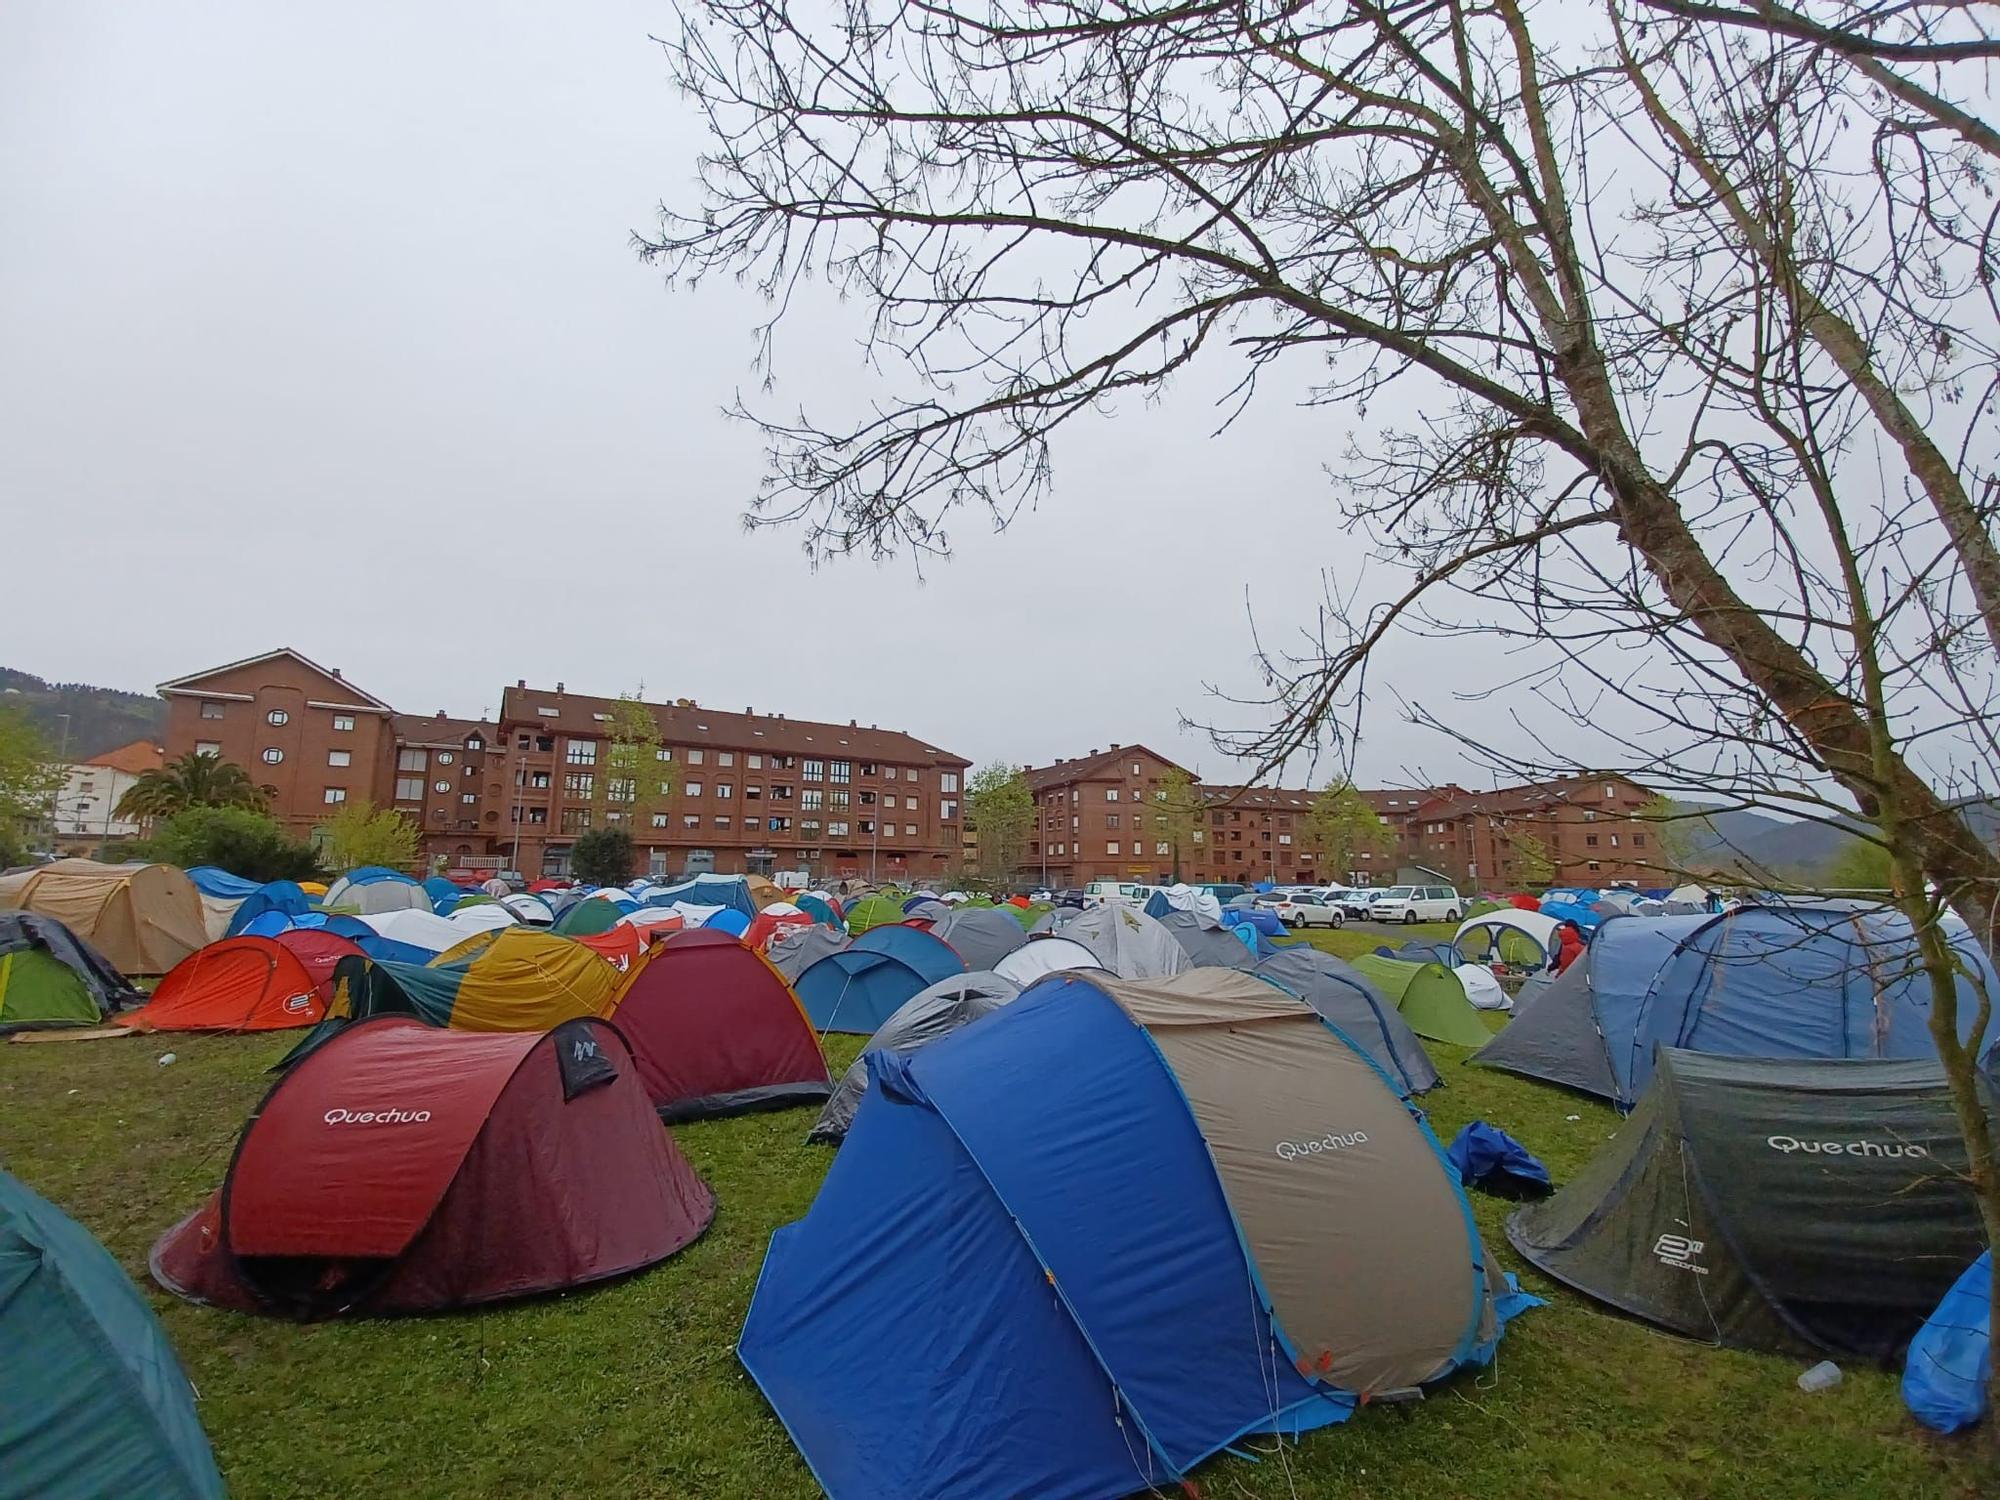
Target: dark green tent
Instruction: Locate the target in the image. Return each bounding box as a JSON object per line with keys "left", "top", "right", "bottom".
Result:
{"left": 553, "top": 896, "right": 621, "bottom": 936}
{"left": 0, "top": 1170, "right": 225, "bottom": 1498}
{"left": 0, "top": 912, "right": 141, "bottom": 1032}
{"left": 1508, "top": 1049, "right": 1995, "bottom": 1362}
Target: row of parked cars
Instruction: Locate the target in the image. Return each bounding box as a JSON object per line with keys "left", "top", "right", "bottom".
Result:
{"left": 1072, "top": 879, "right": 1465, "bottom": 928}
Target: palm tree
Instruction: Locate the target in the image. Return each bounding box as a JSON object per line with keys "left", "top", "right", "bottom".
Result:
{"left": 115, "top": 752, "right": 268, "bottom": 821}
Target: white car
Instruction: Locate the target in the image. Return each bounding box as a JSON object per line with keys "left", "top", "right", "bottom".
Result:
{"left": 1367, "top": 884, "right": 1464, "bottom": 924}
{"left": 1257, "top": 893, "right": 1344, "bottom": 929}
{"left": 1314, "top": 886, "right": 1374, "bottom": 919}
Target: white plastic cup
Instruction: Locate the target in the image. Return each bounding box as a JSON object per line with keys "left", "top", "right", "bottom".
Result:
{"left": 1797, "top": 1360, "right": 1842, "bottom": 1393}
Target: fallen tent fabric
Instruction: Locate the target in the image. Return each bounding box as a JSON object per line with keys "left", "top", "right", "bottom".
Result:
{"left": 1472, "top": 905, "right": 2000, "bottom": 1108}
{"left": 741, "top": 970, "right": 1534, "bottom": 1500}
{"left": 795, "top": 927, "right": 967, "bottom": 1034}
{"left": 0, "top": 912, "right": 142, "bottom": 1032}
{"left": 609, "top": 930, "right": 831, "bottom": 1121}
{"left": 1153, "top": 908, "right": 1259, "bottom": 970}
{"left": 151, "top": 1016, "right": 715, "bottom": 1318}
{"left": 0, "top": 860, "right": 207, "bottom": 975}
{"left": 991, "top": 935, "right": 1107, "bottom": 987}
{"left": 1047, "top": 902, "right": 1191, "bottom": 980}
{"left": 1446, "top": 1122, "right": 1552, "bottom": 1198}
{"left": 1, "top": 1169, "right": 226, "bottom": 1498}
{"left": 1903, "top": 1252, "right": 1992, "bottom": 1434}
{"left": 1142, "top": 883, "right": 1224, "bottom": 923}
{"left": 1350, "top": 954, "right": 1494, "bottom": 1049}
{"left": 128, "top": 935, "right": 328, "bottom": 1033}
{"left": 808, "top": 970, "right": 1021, "bottom": 1143}
{"left": 765, "top": 923, "right": 851, "bottom": 984}
{"left": 1253, "top": 947, "right": 1440, "bottom": 1094}
{"left": 1507, "top": 1050, "right": 1995, "bottom": 1361}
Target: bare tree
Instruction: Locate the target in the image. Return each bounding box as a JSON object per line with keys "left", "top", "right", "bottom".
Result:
{"left": 648, "top": 0, "right": 2000, "bottom": 1405}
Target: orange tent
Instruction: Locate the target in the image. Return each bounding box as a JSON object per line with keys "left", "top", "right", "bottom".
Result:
{"left": 744, "top": 907, "right": 813, "bottom": 952}
{"left": 129, "top": 936, "right": 329, "bottom": 1033}
{"left": 576, "top": 924, "right": 645, "bottom": 973}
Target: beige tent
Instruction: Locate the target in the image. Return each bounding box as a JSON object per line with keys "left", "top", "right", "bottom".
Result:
{"left": 746, "top": 875, "right": 788, "bottom": 911}
{"left": 0, "top": 860, "right": 208, "bottom": 974}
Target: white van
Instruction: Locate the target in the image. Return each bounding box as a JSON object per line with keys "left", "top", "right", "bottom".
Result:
{"left": 1083, "top": 880, "right": 1153, "bottom": 908}
{"left": 1366, "top": 884, "right": 1464, "bottom": 924}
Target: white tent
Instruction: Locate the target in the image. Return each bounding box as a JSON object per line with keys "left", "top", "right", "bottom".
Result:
{"left": 1454, "top": 908, "right": 1561, "bottom": 969}
{"left": 1050, "top": 904, "right": 1191, "bottom": 980}
{"left": 446, "top": 903, "right": 519, "bottom": 935}
{"left": 992, "top": 935, "right": 1109, "bottom": 986}
{"left": 501, "top": 893, "right": 556, "bottom": 925}
{"left": 325, "top": 875, "right": 432, "bottom": 916}
{"left": 357, "top": 908, "right": 468, "bottom": 956}
{"left": 1453, "top": 962, "right": 1513, "bottom": 1012}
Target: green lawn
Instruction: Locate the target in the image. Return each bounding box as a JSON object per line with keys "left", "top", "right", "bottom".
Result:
{"left": 4, "top": 950, "right": 1996, "bottom": 1498}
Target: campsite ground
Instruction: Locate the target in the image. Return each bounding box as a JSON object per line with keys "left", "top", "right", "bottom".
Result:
{"left": 3, "top": 924, "right": 1995, "bottom": 1499}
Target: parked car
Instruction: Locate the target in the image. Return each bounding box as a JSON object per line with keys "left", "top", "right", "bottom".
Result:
{"left": 1053, "top": 888, "right": 1088, "bottom": 908}
{"left": 1366, "top": 884, "right": 1465, "bottom": 924}
{"left": 1084, "top": 880, "right": 1161, "bottom": 908}
{"left": 1314, "top": 886, "right": 1374, "bottom": 919}
{"left": 1256, "top": 893, "right": 1344, "bottom": 929}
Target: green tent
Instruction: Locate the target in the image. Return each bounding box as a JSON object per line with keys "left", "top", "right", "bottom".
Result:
{"left": 1350, "top": 954, "right": 1493, "bottom": 1048}
{"left": 553, "top": 896, "right": 621, "bottom": 936}
{"left": 450, "top": 893, "right": 499, "bottom": 912}
{"left": 0, "top": 913, "right": 139, "bottom": 1032}
{"left": 1009, "top": 902, "right": 1051, "bottom": 930}
{"left": 845, "top": 895, "right": 907, "bottom": 935}
{"left": 0, "top": 1170, "right": 225, "bottom": 1498}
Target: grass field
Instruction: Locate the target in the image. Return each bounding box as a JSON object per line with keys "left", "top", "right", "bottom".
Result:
{"left": 3, "top": 923, "right": 1995, "bottom": 1498}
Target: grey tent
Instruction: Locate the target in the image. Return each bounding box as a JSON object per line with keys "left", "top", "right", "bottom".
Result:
{"left": 1469, "top": 949, "right": 1610, "bottom": 1096}
{"left": 904, "top": 899, "right": 953, "bottom": 923}
{"left": 1029, "top": 905, "right": 1079, "bottom": 937}
{"left": 1254, "top": 947, "right": 1441, "bottom": 1094}
{"left": 926, "top": 907, "right": 1027, "bottom": 971}
{"left": 807, "top": 970, "right": 1021, "bottom": 1142}
{"left": 1155, "top": 908, "right": 1259, "bottom": 970}
{"left": 1051, "top": 904, "right": 1191, "bottom": 980}
{"left": 1508, "top": 1050, "right": 1995, "bottom": 1362}
{"left": 766, "top": 924, "right": 852, "bottom": 984}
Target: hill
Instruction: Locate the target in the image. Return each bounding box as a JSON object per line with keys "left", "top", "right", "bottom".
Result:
{"left": 1664, "top": 803, "right": 1856, "bottom": 880}
{"left": 0, "top": 666, "right": 166, "bottom": 761}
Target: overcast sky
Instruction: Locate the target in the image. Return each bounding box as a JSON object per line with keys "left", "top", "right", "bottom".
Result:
{"left": 2, "top": 1, "right": 1523, "bottom": 791}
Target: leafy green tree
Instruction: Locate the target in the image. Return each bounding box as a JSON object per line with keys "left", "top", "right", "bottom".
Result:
{"left": 143, "top": 806, "right": 324, "bottom": 883}
{"left": 1302, "top": 779, "right": 1396, "bottom": 883}
{"left": 571, "top": 826, "right": 635, "bottom": 887}
{"left": 967, "top": 763, "right": 1033, "bottom": 884}
{"left": 320, "top": 800, "right": 420, "bottom": 874}
{"left": 115, "top": 751, "right": 265, "bottom": 822}
{"left": 1152, "top": 767, "right": 1206, "bottom": 881}
{"left": 0, "top": 706, "right": 62, "bottom": 859}
{"left": 591, "top": 695, "right": 672, "bottom": 835}
{"left": 1824, "top": 836, "right": 1896, "bottom": 894}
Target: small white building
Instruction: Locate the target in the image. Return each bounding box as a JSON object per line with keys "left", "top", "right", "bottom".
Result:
{"left": 53, "top": 740, "right": 163, "bottom": 848}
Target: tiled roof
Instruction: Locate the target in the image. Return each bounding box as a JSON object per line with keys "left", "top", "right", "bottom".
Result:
{"left": 498, "top": 686, "right": 967, "bottom": 768}
{"left": 1023, "top": 745, "right": 1189, "bottom": 792}
{"left": 157, "top": 648, "right": 395, "bottom": 711}
{"left": 393, "top": 712, "right": 496, "bottom": 748}
{"left": 86, "top": 740, "right": 164, "bottom": 775}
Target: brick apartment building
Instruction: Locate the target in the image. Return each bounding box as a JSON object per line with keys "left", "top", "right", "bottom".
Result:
{"left": 1403, "top": 775, "right": 1659, "bottom": 887}
{"left": 159, "top": 651, "right": 971, "bottom": 881}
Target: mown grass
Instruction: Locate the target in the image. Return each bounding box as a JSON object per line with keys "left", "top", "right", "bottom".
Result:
{"left": 4, "top": 935, "right": 1996, "bottom": 1499}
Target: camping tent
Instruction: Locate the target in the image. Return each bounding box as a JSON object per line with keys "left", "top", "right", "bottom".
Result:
{"left": 765, "top": 923, "right": 851, "bottom": 984}
{"left": 1153, "top": 908, "right": 1260, "bottom": 970}
{"left": 355, "top": 908, "right": 470, "bottom": 960}
{"left": 844, "top": 893, "right": 906, "bottom": 935}
{"left": 323, "top": 869, "right": 431, "bottom": 916}
{"left": 0, "top": 860, "right": 207, "bottom": 975}
{"left": 185, "top": 867, "right": 260, "bottom": 899}
{"left": 423, "top": 876, "right": 464, "bottom": 913}
{"left": 740, "top": 970, "right": 1531, "bottom": 1500}
{"left": 500, "top": 893, "right": 557, "bottom": 926}
{"left": 743, "top": 903, "right": 813, "bottom": 952}
{"left": 222, "top": 880, "right": 313, "bottom": 938}
{"left": 794, "top": 893, "right": 841, "bottom": 927}
{"left": 1048, "top": 903, "right": 1191, "bottom": 980}
{"left": 129, "top": 936, "right": 329, "bottom": 1032}
{"left": 1507, "top": 1050, "right": 1995, "bottom": 1361}
{"left": 269, "top": 929, "right": 368, "bottom": 1002}
{"left": 1254, "top": 947, "right": 1440, "bottom": 1095}
{"left": 553, "top": 897, "right": 622, "bottom": 936}
{"left": 1142, "top": 884, "right": 1225, "bottom": 923}
{"left": 1454, "top": 963, "right": 1512, "bottom": 1012}
{"left": 0, "top": 912, "right": 140, "bottom": 1032}
{"left": 924, "top": 906, "right": 1028, "bottom": 971}
{"left": 795, "top": 928, "right": 967, "bottom": 1034}
{"left": 608, "top": 929, "right": 831, "bottom": 1121}
{"left": 808, "top": 971, "right": 1020, "bottom": 1142}
{"left": 1471, "top": 905, "right": 2000, "bottom": 1108}
{"left": 1, "top": 1169, "right": 225, "bottom": 1498}
{"left": 1349, "top": 954, "right": 1494, "bottom": 1048}
{"left": 151, "top": 1017, "right": 715, "bottom": 1318}
{"left": 991, "top": 935, "right": 1107, "bottom": 986}
{"left": 1454, "top": 908, "right": 1560, "bottom": 970}
{"left": 445, "top": 902, "right": 519, "bottom": 936}
{"left": 647, "top": 875, "right": 758, "bottom": 921}
{"left": 745, "top": 874, "right": 788, "bottom": 910}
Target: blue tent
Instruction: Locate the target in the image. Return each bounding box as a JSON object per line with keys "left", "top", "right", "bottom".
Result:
{"left": 643, "top": 875, "right": 758, "bottom": 920}
{"left": 795, "top": 894, "right": 841, "bottom": 927}
{"left": 0, "top": 1169, "right": 226, "bottom": 1499}
{"left": 222, "top": 880, "right": 313, "bottom": 938}
{"left": 1538, "top": 898, "right": 1603, "bottom": 933}
{"left": 183, "top": 866, "right": 261, "bottom": 900}
{"left": 740, "top": 970, "right": 1532, "bottom": 1499}
{"left": 1474, "top": 904, "right": 2000, "bottom": 1108}
{"left": 703, "top": 907, "right": 752, "bottom": 938}
{"left": 423, "top": 876, "right": 467, "bottom": 913}
{"left": 237, "top": 909, "right": 377, "bottom": 946}
{"left": 795, "top": 929, "right": 966, "bottom": 1034}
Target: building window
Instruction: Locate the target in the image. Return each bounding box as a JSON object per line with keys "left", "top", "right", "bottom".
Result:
{"left": 801, "top": 788, "right": 823, "bottom": 811}
{"left": 562, "top": 808, "right": 591, "bottom": 833}
{"left": 860, "top": 761, "right": 877, "bottom": 776}
{"left": 745, "top": 784, "right": 763, "bottom": 800}
{"left": 395, "top": 776, "right": 425, "bottom": 800}
{"left": 769, "top": 816, "right": 791, "bottom": 833}
{"left": 687, "top": 749, "right": 705, "bottom": 766}
{"left": 831, "top": 760, "right": 851, "bottom": 784}
{"left": 398, "top": 748, "right": 427, "bottom": 772}
{"left": 567, "top": 740, "right": 597, "bottom": 765}
{"left": 1604, "top": 784, "right": 1617, "bottom": 799}
{"left": 434, "top": 780, "right": 450, "bottom": 794}
{"left": 746, "top": 754, "right": 762, "bottom": 770}
{"left": 858, "top": 790, "right": 874, "bottom": 806}
{"left": 652, "top": 813, "right": 670, "bottom": 828}
{"left": 461, "top": 792, "right": 476, "bottom": 804}
{"left": 772, "top": 785, "right": 794, "bottom": 801}
{"left": 1278, "top": 834, "right": 1292, "bottom": 846}
{"left": 829, "top": 821, "right": 850, "bottom": 837}
{"left": 940, "top": 771, "right": 958, "bottom": 793}
{"left": 718, "top": 752, "right": 734, "bottom": 768}
{"left": 1610, "top": 834, "right": 1621, "bottom": 847}
{"left": 1107, "top": 814, "right": 1120, "bottom": 829}
{"left": 905, "top": 768, "right": 918, "bottom": 782}
{"left": 195, "top": 740, "right": 221, "bottom": 756}
{"left": 1105, "top": 788, "right": 1119, "bottom": 802}
{"left": 531, "top": 771, "right": 551, "bottom": 789}
{"left": 332, "top": 714, "right": 355, "bottom": 732}
{"left": 1156, "top": 841, "right": 1169, "bottom": 856}
{"left": 266, "top": 709, "right": 289, "bottom": 726}
{"left": 656, "top": 748, "right": 673, "bottom": 762}
{"left": 328, "top": 750, "right": 351, "bottom": 768}
{"left": 323, "top": 787, "right": 347, "bottom": 805}
{"left": 1585, "top": 835, "right": 1599, "bottom": 847}
{"left": 905, "top": 824, "right": 918, "bottom": 837}
{"left": 1107, "top": 841, "right": 1121, "bottom": 855}
{"left": 437, "top": 751, "right": 453, "bottom": 765}
{"left": 906, "top": 796, "right": 919, "bottom": 810}
{"left": 200, "top": 700, "right": 225, "bottom": 719}
{"left": 686, "top": 781, "right": 705, "bottom": 799}
{"left": 683, "top": 814, "right": 701, "bottom": 830}
{"left": 715, "top": 816, "right": 732, "bottom": 829}
{"left": 1131, "top": 761, "right": 1142, "bottom": 776}
{"left": 528, "top": 807, "right": 547, "bottom": 825}
{"left": 261, "top": 747, "right": 284, "bottom": 764}
{"left": 565, "top": 773, "right": 593, "bottom": 798}
{"left": 859, "top": 820, "right": 875, "bottom": 835}
{"left": 1193, "top": 830, "right": 1205, "bottom": 843}
{"left": 607, "top": 778, "right": 635, "bottom": 803}
{"left": 941, "top": 800, "right": 958, "bottom": 820}
{"left": 803, "top": 759, "right": 824, "bottom": 781}
{"left": 466, "top": 736, "right": 483, "bottom": 751}
{"left": 1587, "top": 859, "right": 1601, "bottom": 871}
{"left": 828, "top": 789, "right": 849, "bottom": 810}
{"left": 717, "top": 782, "right": 734, "bottom": 799}
{"left": 1633, "top": 833, "right": 1647, "bottom": 848}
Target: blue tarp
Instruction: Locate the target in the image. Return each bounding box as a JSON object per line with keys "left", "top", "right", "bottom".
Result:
{"left": 1904, "top": 1253, "right": 1992, "bottom": 1434}
{"left": 797, "top": 928, "right": 965, "bottom": 1033}
{"left": 222, "top": 881, "right": 312, "bottom": 938}
{"left": 184, "top": 867, "right": 261, "bottom": 899}
{"left": 1446, "top": 1122, "right": 1553, "bottom": 1198}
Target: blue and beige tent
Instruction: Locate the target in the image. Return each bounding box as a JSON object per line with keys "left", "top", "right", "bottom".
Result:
{"left": 742, "top": 970, "right": 1532, "bottom": 1499}
{"left": 324, "top": 867, "right": 429, "bottom": 916}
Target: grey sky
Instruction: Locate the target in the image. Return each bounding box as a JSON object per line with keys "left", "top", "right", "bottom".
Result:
{"left": 2, "top": 1, "right": 1502, "bottom": 789}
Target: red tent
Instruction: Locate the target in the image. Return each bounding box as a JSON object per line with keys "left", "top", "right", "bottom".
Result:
{"left": 576, "top": 923, "right": 643, "bottom": 973}
{"left": 743, "top": 907, "right": 813, "bottom": 952}
{"left": 128, "top": 935, "right": 329, "bottom": 1033}
{"left": 1509, "top": 893, "right": 1543, "bottom": 911}
{"left": 149, "top": 1016, "right": 714, "bottom": 1318}
{"left": 609, "top": 929, "right": 831, "bottom": 1122}
{"left": 527, "top": 879, "right": 570, "bottom": 894}
{"left": 270, "top": 928, "right": 369, "bottom": 1002}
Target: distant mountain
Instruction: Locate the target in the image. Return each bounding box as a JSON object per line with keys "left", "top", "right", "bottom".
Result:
{"left": 0, "top": 667, "right": 166, "bottom": 761}
{"left": 1666, "top": 802, "right": 1858, "bottom": 880}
